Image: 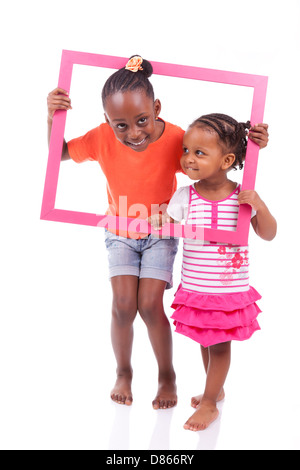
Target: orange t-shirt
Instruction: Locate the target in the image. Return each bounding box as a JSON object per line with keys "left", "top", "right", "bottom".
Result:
{"left": 67, "top": 120, "right": 184, "bottom": 238}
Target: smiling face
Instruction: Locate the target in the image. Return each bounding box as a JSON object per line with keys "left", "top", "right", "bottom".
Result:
{"left": 181, "top": 125, "right": 235, "bottom": 181}
{"left": 104, "top": 90, "right": 162, "bottom": 152}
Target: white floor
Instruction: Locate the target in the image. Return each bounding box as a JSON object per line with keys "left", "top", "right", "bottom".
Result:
{"left": 104, "top": 315, "right": 300, "bottom": 452}
{"left": 0, "top": 226, "right": 299, "bottom": 450}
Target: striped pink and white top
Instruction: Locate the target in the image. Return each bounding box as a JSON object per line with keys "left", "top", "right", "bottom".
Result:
{"left": 168, "top": 184, "right": 252, "bottom": 294}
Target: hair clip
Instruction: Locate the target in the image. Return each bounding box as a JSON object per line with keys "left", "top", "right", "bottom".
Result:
{"left": 125, "top": 56, "right": 143, "bottom": 72}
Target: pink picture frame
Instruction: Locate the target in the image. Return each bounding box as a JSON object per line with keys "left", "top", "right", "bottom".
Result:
{"left": 41, "top": 50, "right": 268, "bottom": 245}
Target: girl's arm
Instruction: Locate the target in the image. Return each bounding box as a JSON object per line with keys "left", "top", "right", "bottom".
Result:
{"left": 47, "top": 88, "right": 72, "bottom": 161}
{"left": 238, "top": 190, "right": 277, "bottom": 241}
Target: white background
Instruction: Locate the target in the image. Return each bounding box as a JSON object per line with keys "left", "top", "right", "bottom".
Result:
{"left": 1, "top": 0, "right": 299, "bottom": 450}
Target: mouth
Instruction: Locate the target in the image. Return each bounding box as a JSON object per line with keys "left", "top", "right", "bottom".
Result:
{"left": 185, "top": 167, "right": 199, "bottom": 171}
{"left": 126, "top": 137, "right": 148, "bottom": 149}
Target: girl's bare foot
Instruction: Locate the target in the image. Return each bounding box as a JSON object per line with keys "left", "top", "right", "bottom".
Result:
{"left": 191, "top": 388, "right": 225, "bottom": 409}
{"left": 152, "top": 373, "right": 177, "bottom": 410}
{"left": 184, "top": 399, "right": 219, "bottom": 431}
{"left": 111, "top": 371, "right": 133, "bottom": 406}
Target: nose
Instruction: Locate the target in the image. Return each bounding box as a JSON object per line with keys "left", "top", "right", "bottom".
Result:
{"left": 128, "top": 125, "right": 142, "bottom": 142}
{"left": 185, "top": 152, "right": 195, "bottom": 163}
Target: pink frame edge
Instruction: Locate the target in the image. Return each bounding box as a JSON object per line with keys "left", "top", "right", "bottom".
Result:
{"left": 41, "top": 50, "right": 268, "bottom": 245}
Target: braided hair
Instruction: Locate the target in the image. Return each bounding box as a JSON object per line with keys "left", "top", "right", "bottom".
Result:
{"left": 102, "top": 55, "right": 154, "bottom": 107}
{"left": 190, "top": 113, "right": 251, "bottom": 170}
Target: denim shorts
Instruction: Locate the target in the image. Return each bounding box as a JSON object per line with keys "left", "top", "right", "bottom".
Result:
{"left": 104, "top": 231, "right": 179, "bottom": 289}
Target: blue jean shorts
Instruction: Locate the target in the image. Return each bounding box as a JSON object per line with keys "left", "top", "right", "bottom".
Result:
{"left": 104, "top": 231, "right": 179, "bottom": 289}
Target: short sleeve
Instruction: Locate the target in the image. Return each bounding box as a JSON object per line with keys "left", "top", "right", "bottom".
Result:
{"left": 67, "top": 126, "right": 101, "bottom": 163}
{"left": 167, "top": 186, "right": 190, "bottom": 222}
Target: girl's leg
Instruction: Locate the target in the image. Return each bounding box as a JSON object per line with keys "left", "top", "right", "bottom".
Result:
{"left": 185, "top": 341, "right": 231, "bottom": 431}
{"left": 201, "top": 345, "right": 209, "bottom": 372}
{"left": 110, "top": 275, "right": 139, "bottom": 405}
{"left": 138, "top": 278, "right": 177, "bottom": 410}
{"left": 191, "top": 345, "right": 225, "bottom": 408}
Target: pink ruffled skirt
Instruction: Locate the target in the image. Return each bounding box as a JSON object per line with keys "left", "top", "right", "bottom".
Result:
{"left": 171, "top": 285, "right": 261, "bottom": 347}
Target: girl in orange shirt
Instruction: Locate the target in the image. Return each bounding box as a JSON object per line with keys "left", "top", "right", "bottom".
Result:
{"left": 47, "top": 55, "right": 269, "bottom": 410}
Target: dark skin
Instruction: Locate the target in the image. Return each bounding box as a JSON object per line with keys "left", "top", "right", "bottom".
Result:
{"left": 169, "top": 126, "right": 276, "bottom": 430}
{"left": 47, "top": 87, "right": 176, "bottom": 409}
{"left": 47, "top": 87, "right": 270, "bottom": 411}
{"left": 47, "top": 88, "right": 71, "bottom": 160}
{"left": 47, "top": 88, "right": 270, "bottom": 156}
{"left": 101, "top": 90, "right": 176, "bottom": 409}
{"left": 110, "top": 277, "right": 176, "bottom": 408}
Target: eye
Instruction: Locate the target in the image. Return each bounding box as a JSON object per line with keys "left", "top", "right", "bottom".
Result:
{"left": 182, "top": 147, "right": 189, "bottom": 154}
{"left": 116, "top": 123, "right": 127, "bottom": 130}
{"left": 138, "top": 117, "right": 148, "bottom": 125}
{"left": 196, "top": 150, "right": 204, "bottom": 156}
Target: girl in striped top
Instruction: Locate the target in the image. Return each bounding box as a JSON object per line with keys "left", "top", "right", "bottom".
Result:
{"left": 166, "top": 113, "right": 277, "bottom": 431}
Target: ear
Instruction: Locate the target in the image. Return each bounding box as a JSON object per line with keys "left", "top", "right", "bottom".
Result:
{"left": 222, "top": 153, "right": 236, "bottom": 170}
{"left": 154, "top": 99, "right": 162, "bottom": 119}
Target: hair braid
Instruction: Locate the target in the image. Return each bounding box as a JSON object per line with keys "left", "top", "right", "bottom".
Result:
{"left": 102, "top": 55, "right": 154, "bottom": 106}
{"left": 191, "top": 113, "right": 251, "bottom": 170}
